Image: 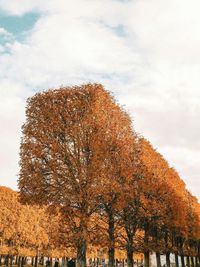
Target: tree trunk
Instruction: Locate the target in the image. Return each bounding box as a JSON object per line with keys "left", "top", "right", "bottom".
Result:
{"left": 18, "top": 257, "right": 21, "bottom": 267}
{"left": 195, "top": 256, "right": 198, "bottom": 267}
{"left": 0, "top": 255, "right": 2, "bottom": 266}
{"left": 31, "top": 257, "right": 34, "bottom": 266}
{"left": 166, "top": 252, "right": 170, "bottom": 267}
{"left": 10, "top": 255, "right": 13, "bottom": 266}
{"left": 175, "top": 253, "right": 179, "bottom": 267}
{"left": 41, "top": 256, "right": 45, "bottom": 266}
{"left": 181, "top": 255, "right": 185, "bottom": 267}
{"left": 126, "top": 242, "right": 134, "bottom": 267}
{"left": 191, "top": 257, "right": 194, "bottom": 267}
{"left": 186, "top": 256, "right": 190, "bottom": 267}
{"left": 5, "top": 255, "right": 9, "bottom": 266}
{"left": 108, "top": 212, "right": 115, "bottom": 267}
{"left": 144, "top": 251, "right": 150, "bottom": 267}
{"left": 21, "top": 257, "right": 25, "bottom": 267}
{"left": 34, "top": 256, "right": 38, "bottom": 267}
{"left": 156, "top": 252, "right": 161, "bottom": 267}
{"left": 66, "top": 257, "right": 69, "bottom": 267}
{"left": 77, "top": 239, "right": 87, "bottom": 267}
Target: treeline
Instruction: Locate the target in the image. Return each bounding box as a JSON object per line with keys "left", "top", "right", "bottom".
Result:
{"left": 4, "top": 84, "right": 199, "bottom": 267}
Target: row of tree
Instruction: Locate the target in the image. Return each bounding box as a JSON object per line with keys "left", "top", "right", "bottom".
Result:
{"left": 3, "top": 84, "right": 199, "bottom": 267}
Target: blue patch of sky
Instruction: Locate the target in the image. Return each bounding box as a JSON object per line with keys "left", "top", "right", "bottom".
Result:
{"left": 0, "top": 11, "right": 40, "bottom": 46}
{"left": 112, "top": 24, "right": 127, "bottom": 37}
{"left": 98, "top": 20, "right": 127, "bottom": 38}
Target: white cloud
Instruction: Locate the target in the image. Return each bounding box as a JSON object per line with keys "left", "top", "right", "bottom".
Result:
{"left": 0, "top": 0, "right": 199, "bottom": 201}
{"left": 0, "top": 27, "right": 11, "bottom": 35}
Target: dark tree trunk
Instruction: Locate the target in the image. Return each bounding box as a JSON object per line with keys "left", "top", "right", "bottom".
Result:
{"left": 156, "top": 252, "right": 161, "bottom": 267}
{"left": 31, "top": 257, "right": 34, "bottom": 266}
{"left": 144, "top": 251, "right": 150, "bottom": 267}
{"left": 41, "top": 256, "right": 45, "bottom": 265}
{"left": 175, "top": 253, "right": 179, "bottom": 267}
{"left": 10, "top": 255, "right": 13, "bottom": 266}
{"left": 195, "top": 256, "right": 198, "bottom": 267}
{"left": 18, "top": 257, "right": 21, "bottom": 267}
{"left": 21, "top": 257, "right": 25, "bottom": 267}
{"left": 108, "top": 248, "right": 115, "bottom": 267}
{"left": 108, "top": 212, "right": 115, "bottom": 267}
{"left": 166, "top": 252, "right": 170, "bottom": 267}
{"left": 34, "top": 256, "right": 38, "bottom": 267}
{"left": 0, "top": 255, "right": 2, "bottom": 266}
{"left": 77, "top": 238, "right": 87, "bottom": 267}
{"left": 5, "top": 255, "right": 9, "bottom": 266}
{"left": 126, "top": 242, "right": 134, "bottom": 267}
{"left": 186, "top": 256, "right": 190, "bottom": 267}
{"left": 181, "top": 255, "right": 185, "bottom": 267}
{"left": 191, "top": 257, "right": 194, "bottom": 267}
{"left": 144, "top": 224, "right": 150, "bottom": 267}
{"left": 66, "top": 257, "right": 69, "bottom": 267}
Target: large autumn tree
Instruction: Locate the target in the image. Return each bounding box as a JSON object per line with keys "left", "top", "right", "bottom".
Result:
{"left": 18, "top": 83, "right": 134, "bottom": 267}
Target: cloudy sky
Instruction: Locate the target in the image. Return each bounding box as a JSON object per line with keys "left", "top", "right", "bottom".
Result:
{"left": 0, "top": 0, "right": 199, "bottom": 201}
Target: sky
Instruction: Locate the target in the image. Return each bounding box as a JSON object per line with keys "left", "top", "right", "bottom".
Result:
{"left": 0, "top": 0, "right": 199, "bottom": 201}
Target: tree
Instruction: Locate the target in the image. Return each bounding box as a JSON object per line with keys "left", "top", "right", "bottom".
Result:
{"left": 18, "top": 83, "right": 134, "bottom": 267}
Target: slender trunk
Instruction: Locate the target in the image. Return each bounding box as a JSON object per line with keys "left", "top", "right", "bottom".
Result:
{"left": 191, "top": 257, "right": 194, "bottom": 267}
{"left": 66, "top": 257, "right": 69, "bottom": 267}
{"left": 186, "top": 256, "right": 190, "bottom": 267}
{"left": 144, "top": 251, "right": 150, "bottom": 267}
{"left": 156, "top": 252, "right": 161, "bottom": 267}
{"left": 166, "top": 252, "right": 170, "bottom": 267}
{"left": 10, "top": 255, "right": 13, "bottom": 266}
{"left": 195, "top": 256, "right": 198, "bottom": 267}
{"left": 5, "top": 255, "right": 9, "bottom": 266}
{"left": 181, "top": 255, "right": 185, "bottom": 267}
{"left": 41, "top": 256, "right": 45, "bottom": 265}
{"left": 21, "top": 257, "right": 25, "bottom": 267}
{"left": 108, "top": 248, "right": 115, "bottom": 267}
{"left": 175, "top": 253, "right": 179, "bottom": 267}
{"left": 126, "top": 242, "right": 134, "bottom": 267}
{"left": 15, "top": 256, "right": 19, "bottom": 265}
{"left": 77, "top": 239, "right": 87, "bottom": 267}
{"left": 108, "top": 212, "right": 115, "bottom": 267}
{"left": 31, "top": 257, "right": 34, "bottom": 266}
{"left": 34, "top": 256, "right": 38, "bottom": 267}
{"left": 18, "top": 257, "right": 21, "bottom": 267}
{"left": 144, "top": 225, "right": 150, "bottom": 267}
